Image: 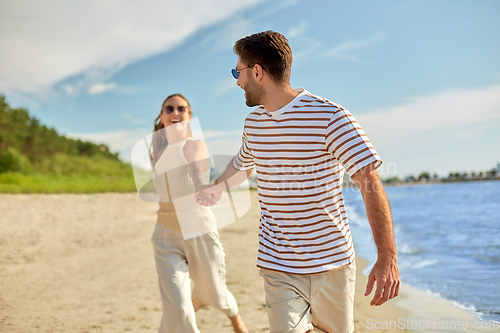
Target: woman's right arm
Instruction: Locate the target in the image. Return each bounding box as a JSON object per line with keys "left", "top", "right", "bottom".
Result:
{"left": 183, "top": 139, "right": 210, "bottom": 189}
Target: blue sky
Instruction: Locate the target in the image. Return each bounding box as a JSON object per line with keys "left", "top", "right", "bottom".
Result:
{"left": 1, "top": 0, "right": 499, "bottom": 178}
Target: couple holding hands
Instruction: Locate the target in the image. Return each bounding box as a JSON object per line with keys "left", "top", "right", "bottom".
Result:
{"left": 149, "top": 31, "right": 400, "bottom": 333}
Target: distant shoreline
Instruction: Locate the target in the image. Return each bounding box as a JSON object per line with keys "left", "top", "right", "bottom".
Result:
{"left": 343, "top": 177, "right": 500, "bottom": 188}
{"left": 386, "top": 177, "right": 499, "bottom": 186}
{"left": 384, "top": 177, "right": 500, "bottom": 187}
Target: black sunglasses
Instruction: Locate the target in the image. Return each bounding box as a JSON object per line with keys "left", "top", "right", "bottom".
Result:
{"left": 163, "top": 105, "right": 188, "bottom": 114}
{"left": 231, "top": 64, "right": 264, "bottom": 79}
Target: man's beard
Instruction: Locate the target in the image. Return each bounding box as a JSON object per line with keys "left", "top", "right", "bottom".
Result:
{"left": 244, "top": 80, "right": 265, "bottom": 107}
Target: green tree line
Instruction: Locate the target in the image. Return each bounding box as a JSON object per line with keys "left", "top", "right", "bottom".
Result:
{"left": 0, "top": 96, "right": 135, "bottom": 192}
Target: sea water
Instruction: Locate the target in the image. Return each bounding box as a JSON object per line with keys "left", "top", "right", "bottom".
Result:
{"left": 343, "top": 180, "right": 500, "bottom": 322}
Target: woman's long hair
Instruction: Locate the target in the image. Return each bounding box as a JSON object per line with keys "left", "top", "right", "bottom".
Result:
{"left": 150, "top": 93, "right": 193, "bottom": 165}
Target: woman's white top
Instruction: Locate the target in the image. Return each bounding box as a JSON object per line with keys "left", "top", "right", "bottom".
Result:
{"left": 154, "top": 138, "right": 216, "bottom": 233}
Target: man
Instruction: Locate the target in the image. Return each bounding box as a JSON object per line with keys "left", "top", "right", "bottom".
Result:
{"left": 196, "top": 31, "right": 399, "bottom": 333}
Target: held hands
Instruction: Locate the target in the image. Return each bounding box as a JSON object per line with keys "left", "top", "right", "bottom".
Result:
{"left": 194, "top": 188, "right": 217, "bottom": 206}
{"left": 364, "top": 254, "right": 400, "bottom": 306}
{"left": 194, "top": 181, "right": 225, "bottom": 206}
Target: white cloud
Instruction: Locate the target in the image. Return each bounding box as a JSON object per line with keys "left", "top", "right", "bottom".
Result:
{"left": 195, "top": 16, "right": 253, "bottom": 58}
{"left": 321, "top": 33, "right": 385, "bottom": 62}
{"left": 0, "top": 0, "right": 265, "bottom": 98}
{"left": 286, "top": 20, "right": 308, "bottom": 38}
{"left": 289, "top": 32, "right": 383, "bottom": 65}
{"left": 67, "top": 128, "right": 152, "bottom": 161}
{"left": 88, "top": 82, "right": 116, "bottom": 95}
{"left": 357, "top": 85, "right": 500, "bottom": 147}
{"left": 289, "top": 38, "right": 323, "bottom": 63}
{"left": 354, "top": 85, "right": 500, "bottom": 176}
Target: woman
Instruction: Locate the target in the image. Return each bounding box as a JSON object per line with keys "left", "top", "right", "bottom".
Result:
{"left": 150, "top": 93, "right": 248, "bottom": 333}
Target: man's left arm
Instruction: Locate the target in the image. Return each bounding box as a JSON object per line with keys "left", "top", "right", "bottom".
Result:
{"left": 351, "top": 163, "right": 400, "bottom": 306}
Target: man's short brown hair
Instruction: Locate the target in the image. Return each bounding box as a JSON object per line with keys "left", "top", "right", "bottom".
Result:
{"left": 234, "top": 30, "right": 292, "bottom": 84}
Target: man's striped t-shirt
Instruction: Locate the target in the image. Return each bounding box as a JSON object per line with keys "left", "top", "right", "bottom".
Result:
{"left": 233, "top": 88, "right": 382, "bottom": 275}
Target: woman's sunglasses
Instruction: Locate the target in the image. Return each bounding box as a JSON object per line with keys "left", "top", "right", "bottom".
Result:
{"left": 163, "top": 106, "right": 187, "bottom": 114}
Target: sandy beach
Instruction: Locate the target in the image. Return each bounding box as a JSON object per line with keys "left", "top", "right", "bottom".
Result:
{"left": 0, "top": 191, "right": 491, "bottom": 333}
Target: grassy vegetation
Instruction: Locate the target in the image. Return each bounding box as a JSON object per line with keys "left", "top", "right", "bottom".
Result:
{"left": 0, "top": 95, "right": 139, "bottom": 193}
{"left": 0, "top": 153, "right": 137, "bottom": 193}
{"left": 0, "top": 172, "right": 136, "bottom": 194}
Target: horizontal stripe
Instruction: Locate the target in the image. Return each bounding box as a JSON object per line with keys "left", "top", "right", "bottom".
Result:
{"left": 248, "top": 139, "right": 324, "bottom": 145}
{"left": 258, "top": 185, "right": 337, "bottom": 200}
{"left": 254, "top": 162, "right": 337, "bottom": 174}
{"left": 260, "top": 214, "right": 347, "bottom": 237}
{"left": 246, "top": 117, "right": 330, "bottom": 123}
{"left": 246, "top": 125, "right": 327, "bottom": 131}
{"left": 251, "top": 148, "right": 326, "bottom": 153}
{"left": 262, "top": 206, "right": 347, "bottom": 227}
{"left": 259, "top": 194, "right": 335, "bottom": 207}
{"left": 247, "top": 132, "right": 325, "bottom": 138}
{"left": 327, "top": 126, "right": 363, "bottom": 148}
{"left": 257, "top": 177, "right": 340, "bottom": 191}
{"left": 342, "top": 147, "right": 371, "bottom": 165}
{"left": 345, "top": 154, "right": 379, "bottom": 174}
{"left": 259, "top": 193, "right": 344, "bottom": 216}
{"left": 262, "top": 207, "right": 346, "bottom": 227}
{"left": 299, "top": 98, "right": 323, "bottom": 103}
{"left": 337, "top": 139, "right": 372, "bottom": 160}
{"left": 284, "top": 110, "right": 342, "bottom": 116}
{"left": 328, "top": 133, "right": 367, "bottom": 156}
{"left": 257, "top": 246, "right": 354, "bottom": 270}
{"left": 257, "top": 168, "right": 341, "bottom": 182}
{"left": 262, "top": 196, "right": 344, "bottom": 215}
{"left": 253, "top": 153, "right": 331, "bottom": 161}
{"left": 262, "top": 215, "right": 347, "bottom": 230}
{"left": 259, "top": 221, "right": 349, "bottom": 246}
{"left": 259, "top": 232, "right": 352, "bottom": 256}
{"left": 327, "top": 113, "right": 350, "bottom": 128}
{"left": 258, "top": 239, "right": 350, "bottom": 262}
{"left": 291, "top": 104, "right": 338, "bottom": 109}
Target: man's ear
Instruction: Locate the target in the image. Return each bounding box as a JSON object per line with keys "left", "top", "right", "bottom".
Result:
{"left": 254, "top": 64, "right": 264, "bottom": 81}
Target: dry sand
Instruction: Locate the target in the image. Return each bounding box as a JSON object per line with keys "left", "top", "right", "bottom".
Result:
{"left": 1, "top": 191, "right": 410, "bottom": 332}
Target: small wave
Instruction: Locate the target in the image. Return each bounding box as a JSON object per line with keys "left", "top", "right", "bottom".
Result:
{"left": 415, "top": 289, "right": 484, "bottom": 318}
{"left": 345, "top": 204, "right": 370, "bottom": 229}
{"left": 450, "top": 300, "right": 478, "bottom": 313}
{"left": 420, "top": 288, "right": 485, "bottom": 319}
{"left": 423, "top": 289, "right": 442, "bottom": 299}
{"left": 474, "top": 309, "right": 500, "bottom": 322}
{"left": 411, "top": 259, "right": 439, "bottom": 269}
